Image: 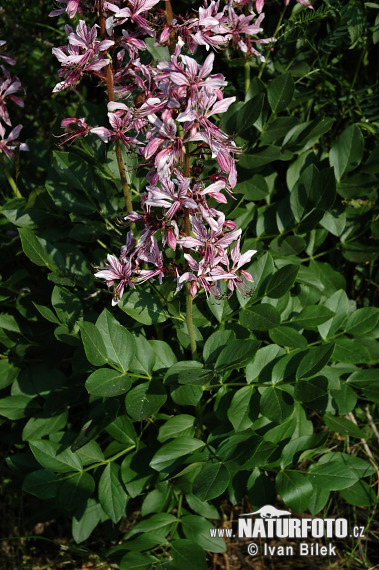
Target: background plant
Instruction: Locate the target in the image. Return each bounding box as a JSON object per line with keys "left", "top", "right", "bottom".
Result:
{"left": 0, "top": 0, "right": 378, "bottom": 568}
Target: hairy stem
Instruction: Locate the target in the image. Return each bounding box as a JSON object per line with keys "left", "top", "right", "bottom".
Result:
{"left": 1, "top": 157, "right": 22, "bottom": 198}
{"left": 186, "top": 284, "right": 197, "bottom": 359}
{"left": 165, "top": 0, "right": 175, "bottom": 55}
{"left": 244, "top": 59, "right": 251, "bottom": 96}
{"left": 183, "top": 145, "right": 197, "bottom": 358}
{"left": 98, "top": 1, "right": 133, "bottom": 213}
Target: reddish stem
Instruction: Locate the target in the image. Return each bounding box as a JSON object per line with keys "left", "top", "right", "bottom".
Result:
{"left": 98, "top": 1, "right": 133, "bottom": 213}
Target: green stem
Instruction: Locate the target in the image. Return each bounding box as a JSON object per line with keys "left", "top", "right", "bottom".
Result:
{"left": 61, "top": 445, "right": 136, "bottom": 479}
{"left": 186, "top": 284, "right": 197, "bottom": 359}
{"left": 244, "top": 59, "right": 251, "bottom": 96}
{"left": 258, "top": 6, "right": 287, "bottom": 79}
{"left": 1, "top": 158, "right": 22, "bottom": 198}
{"left": 183, "top": 144, "right": 197, "bottom": 359}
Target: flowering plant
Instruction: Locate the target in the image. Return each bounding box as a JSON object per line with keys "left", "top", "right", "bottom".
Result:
{"left": 1, "top": 1, "right": 379, "bottom": 568}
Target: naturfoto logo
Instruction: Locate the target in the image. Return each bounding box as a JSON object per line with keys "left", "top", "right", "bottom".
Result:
{"left": 209, "top": 505, "right": 366, "bottom": 558}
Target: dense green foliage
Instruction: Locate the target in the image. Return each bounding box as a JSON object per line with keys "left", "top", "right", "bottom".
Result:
{"left": 0, "top": 0, "right": 378, "bottom": 568}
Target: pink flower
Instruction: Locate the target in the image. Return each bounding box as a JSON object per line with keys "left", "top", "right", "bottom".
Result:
{"left": 91, "top": 102, "right": 142, "bottom": 148}
{"left": 145, "top": 177, "right": 197, "bottom": 219}
{"left": 49, "top": 0, "right": 88, "bottom": 18}
{"left": 52, "top": 21, "right": 114, "bottom": 91}
{"left": 0, "top": 66, "right": 24, "bottom": 126}
{"left": 105, "top": 0, "right": 161, "bottom": 36}
{"left": 59, "top": 117, "right": 91, "bottom": 145}
{"left": 94, "top": 254, "right": 136, "bottom": 305}
{"left": 0, "top": 41, "right": 16, "bottom": 66}
{"left": 0, "top": 123, "right": 28, "bottom": 158}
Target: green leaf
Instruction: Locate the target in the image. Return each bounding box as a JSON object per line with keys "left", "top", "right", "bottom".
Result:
{"left": 171, "top": 540, "right": 207, "bottom": 570}
{"left": 131, "top": 336, "right": 156, "bottom": 376}
{"left": 0, "top": 359, "right": 20, "bottom": 390}
{"left": 58, "top": 472, "right": 95, "bottom": 512}
{"left": 318, "top": 453, "right": 374, "bottom": 478}
{"left": 158, "top": 415, "right": 196, "bottom": 443}
{"left": 330, "top": 381, "right": 357, "bottom": 415}
{"left": 33, "top": 303, "right": 61, "bottom": 325}
{"left": 269, "top": 326, "right": 307, "bottom": 349}
{"left": 214, "top": 339, "right": 260, "bottom": 370}
{"left": 125, "top": 380, "right": 167, "bottom": 421}
{"left": 171, "top": 385, "right": 203, "bottom": 406}
{"left": 22, "top": 411, "right": 68, "bottom": 441}
{"left": 259, "top": 387, "right": 293, "bottom": 422}
{"left": 323, "top": 414, "right": 365, "bottom": 438}
{"left": 308, "top": 485, "right": 330, "bottom": 515}
{"left": 270, "top": 235, "right": 306, "bottom": 256}
{"left": 29, "top": 440, "right": 83, "bottom": 473}
{"left": 95, "top": 309, "right": 136, "bottom": 372}
{"left": 333, "top": 338, "right": 371, "bottom": 364}
{"left": 75, "top": 441, "right": 105, "bottom": 465}
{"left": 294, "top": 376, "right": 328, "bottom": 402}
{"left": 130, "top": 513, "right": 176, "bottom": 537}
{"left": 280, "top": 434, "right": 327, "bottom": 469}
{"left": 105, "top": 415, "right": 137, "bottom": 445}
{"left": 308, "top": 453, "right": 373, "bottom": 490}
{"left": 320, "top": 210, "right": 346, "bottom": 237}
{"left": 164, "top": 361, "right": 206, "bottom": 385}
{"left": 239, "top": 252, "right": 274, "bottom": 306}
{"left": 192, "top": 463, "right": 230, "bottom": 501}
{"left": 227, "top": 386, "right": 258, "bottom": 431}
{"left": 150, "top": 340, "right": 177, "bottom": 370}
{"left": 119, "top": 289, "right": 169, "bottom": 325}
{"left": 144, "top": 37, "right": 170, "bottom": 61}
{"left": 235, "top": 174, "right": 269, "bottom": 201}
{"left": 265, "top": 265, "right": 299, "bottom": 298}
{"left": 72, "top": 498, "right": 106, "bottom": 544}
{"left": 121, "top": 448, "right": 154, "bottom": 499}
{"left": 318, "top": 289, "right": 350, "bottom": 340}
{"left": 237, "top": 93, "right": 265, "bottom": 134}
{"left": 186, "top": 495, "right": 219, "bottom": 519}
{"left": 343, "top": 307, "right": 379, "bottom": 336}
{"left": 339, "top": 480, "right": 377, "bottom": 508}
{"left": 0, "top": 395, "right": 39, "bottom": 420}
{"left": 203, "top": 330, "right": 236, "bottom": 364}
{"left": 149, "top": 437, "right": 205, "bottom": 472}
{"left": 79, "top": 321, "right": 108, "bottom": 366}
{"left": 347, "top": 368, "right": 378, "bottom": 394}
{"left": 238, "top": 146, "right": 282, "bottom": 169}
{"left": 261, "top": 116, "right": 299, "bottom": 144}
{"left": 329, "top": 125, "right": 364, "bottom": 181}
{"left": 22, "top": 469, "right": 60, "bottom": 499}
{"left": 85, "top": 368, "right": 132, "bottom": 397}
{"left": 120, "top": 552, "right": 158, "bottom": 570}
{"left": 98, "top": 463, "right": 127, "bottom": 523}
{"left": 181, "top": 515, "right": 226, "bottom": 553}
{"left": 267, "top": 73, "right": 295, "bottom": 114}
{"left": 246, "top": 345, "right": 283, "bottom": 383}
{"left": 297, "top": 343, "right": 335, "bottom": 378}
{"left": 51, "top": 286, "right": 82, "bottom": 329}
{"left": 276, "top": 471, "right": 313, "bottom": 512}
{"left": 240, "top": 304, "right": 281, "bottom": 330}
{"left": 18, "top": 227, "right": 64, "bottom": 273}
{"left": 290, "top": 305, "right": 335, "bottom": 328}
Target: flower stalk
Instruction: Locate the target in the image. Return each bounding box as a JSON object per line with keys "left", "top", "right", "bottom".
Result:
{"left": 98, "top": 1, "right": 133, "bottom": 213}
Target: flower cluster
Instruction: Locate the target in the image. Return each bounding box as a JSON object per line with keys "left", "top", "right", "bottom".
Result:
{"left": 51, "top": 1, "right": 266, "bottom": 304}
{"left": 0, "top": 40, "right": 28, "bottom": 158}
{"left": 255, "top": 0, "right": 314, "bottom": 11}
